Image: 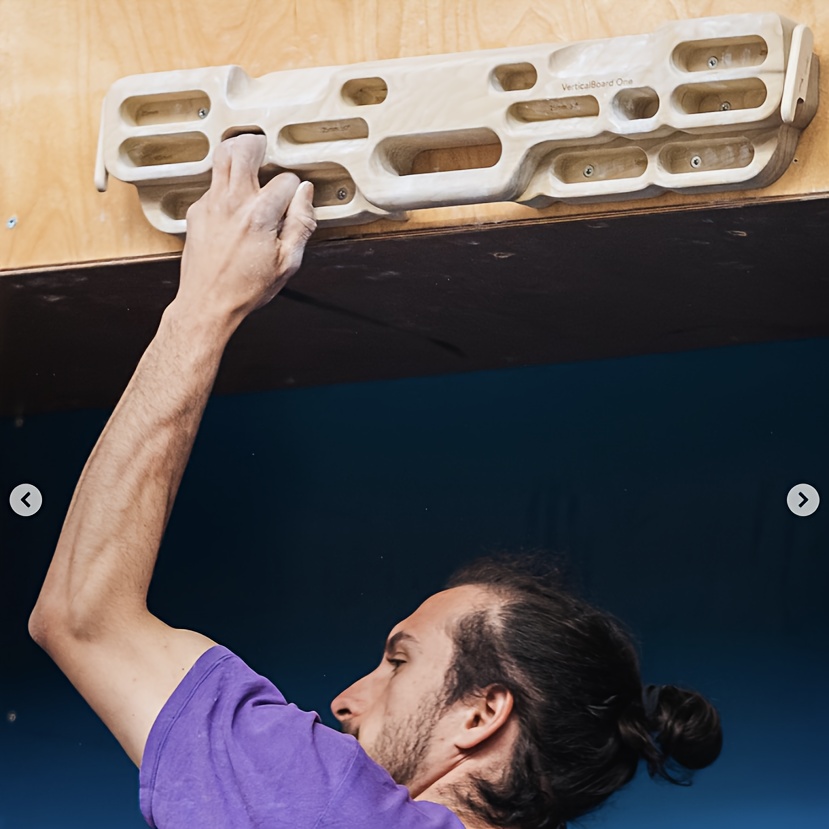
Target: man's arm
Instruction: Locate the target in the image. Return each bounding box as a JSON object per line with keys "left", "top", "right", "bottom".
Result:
{"left": 28, "top": 135, "right": 316, "bottom": 767}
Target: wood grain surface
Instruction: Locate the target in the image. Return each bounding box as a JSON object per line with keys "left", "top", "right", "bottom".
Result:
{"left": 1, "top": 0, "right": 827, "bottom": 272}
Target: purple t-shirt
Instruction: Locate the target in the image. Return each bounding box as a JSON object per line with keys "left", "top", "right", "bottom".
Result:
{"left": 139, "top": 645, "right": 465, "bottom": 828}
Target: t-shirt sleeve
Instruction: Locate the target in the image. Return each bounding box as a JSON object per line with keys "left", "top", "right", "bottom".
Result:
{"left": 139, "top": 645, "right": 463, "bottom": 829}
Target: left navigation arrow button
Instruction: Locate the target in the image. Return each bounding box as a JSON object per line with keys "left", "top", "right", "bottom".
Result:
{"left": 9, "top": 483, "right": 42, "bottom": 517}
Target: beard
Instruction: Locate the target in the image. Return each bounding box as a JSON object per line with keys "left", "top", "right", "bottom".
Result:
{"left": 362, "top": 696, "right": 444, "bottom": 788}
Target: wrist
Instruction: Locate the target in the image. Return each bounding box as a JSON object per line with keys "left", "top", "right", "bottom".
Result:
{"left": 160, "top": 298, "right": 240, "bottom": 353}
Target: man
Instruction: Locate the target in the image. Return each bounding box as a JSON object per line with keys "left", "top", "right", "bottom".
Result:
{"left": 30, "top": 135, "right": 721, "bottom": 829}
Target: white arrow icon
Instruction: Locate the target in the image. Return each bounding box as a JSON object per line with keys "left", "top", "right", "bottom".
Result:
{"left": 9, "top": 483, "right": 43, "bottom": 517}
{"left": 787, "top": 484, "right": 819, "bottom": 517}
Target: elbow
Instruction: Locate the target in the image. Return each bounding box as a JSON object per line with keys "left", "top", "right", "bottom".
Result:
{"left": 29, "top": 594, "right": 76, "bottom": 650}
{"left": 29, "top": 603, "right": 58, "bottom": 649}
{"left": 29, "top": 560, "right": 67, "bottom": 646}
{"left": 30, "top": 593, "right": 128, "bottom": 647}
{"left": 29, "top": 570, "right": 88, "bottom": 647}
{"left": 29, "top": 609, "right": 49, "bottom": 649}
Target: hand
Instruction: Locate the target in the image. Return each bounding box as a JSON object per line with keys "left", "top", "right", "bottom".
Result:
{"left": 175, "top": 134, "right": 316, "bottom": 330}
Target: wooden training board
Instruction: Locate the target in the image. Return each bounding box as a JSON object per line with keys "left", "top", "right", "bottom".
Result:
{"left": 2, "top": 0, "right": 829, "bottom": 273}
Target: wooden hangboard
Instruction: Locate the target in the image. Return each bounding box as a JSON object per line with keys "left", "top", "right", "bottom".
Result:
{"left": 1, "top": 0, "right": 828, "bottom": 273}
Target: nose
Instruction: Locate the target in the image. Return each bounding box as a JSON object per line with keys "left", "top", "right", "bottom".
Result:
{"left": 330, "top": 670, "right": 375, "bottom": 731}
{"left": 330, "top": 688, "right": 353, "bottom": 727}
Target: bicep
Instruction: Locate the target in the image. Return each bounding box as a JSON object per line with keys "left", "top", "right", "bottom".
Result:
{"left": 37, "top": 613, "right": 216, "bottom": 766}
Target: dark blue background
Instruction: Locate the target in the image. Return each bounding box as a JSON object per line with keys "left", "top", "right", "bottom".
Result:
{"left": 3, "top": 338, "right": 828, "bottom": 827}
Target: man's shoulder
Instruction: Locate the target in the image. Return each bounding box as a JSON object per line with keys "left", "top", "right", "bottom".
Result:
{"left": 142, "top": 645, "right": 462, "bottom": 828}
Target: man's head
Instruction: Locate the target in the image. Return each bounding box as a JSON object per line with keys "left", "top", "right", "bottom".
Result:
{"left": 330, "top": 584, "right": 515, "bottom": 797}
{"left": 331, "top": 555, "right": 723, "bottom": 829}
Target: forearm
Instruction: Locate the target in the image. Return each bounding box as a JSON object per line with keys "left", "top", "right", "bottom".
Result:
{"left": 31, "top": 302, "right": 235, "bottom": 638}
{"left": 26, "top": 136, "right": 314, "bottom": 767}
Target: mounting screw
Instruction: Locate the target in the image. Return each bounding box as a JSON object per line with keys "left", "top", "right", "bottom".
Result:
{"left": 708, "top": 56, "right": 719, "bottom": 68}
{"left": 6, "top": 216, "right": 17, "bottom": 229}
{"left": 197, "top": 107, "right": 209, "bottom": 119}
{"left": 720, "top": 101, "right": 732, "bottom": 111}
{"left": 336, "top": 187, "right": 348, "bottom": 200}
{"left": 690, "top": 155, "right": 702, "bottom": 169}
{"left": 583, "top": 165, "right": 595, "bottom": 178}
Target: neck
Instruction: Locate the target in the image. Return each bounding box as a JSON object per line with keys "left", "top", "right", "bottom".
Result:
{"left": 415, "top": 779, "right": 494, "bottom": 829}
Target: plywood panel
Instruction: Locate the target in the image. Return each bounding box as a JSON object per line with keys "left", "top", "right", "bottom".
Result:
{"left": 1, "top": 0, "right": 828, "bottom": 273}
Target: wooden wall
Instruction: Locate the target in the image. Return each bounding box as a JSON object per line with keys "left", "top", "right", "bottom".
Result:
{"left": 1, "top": 0, "right": 827, "bottom": 273}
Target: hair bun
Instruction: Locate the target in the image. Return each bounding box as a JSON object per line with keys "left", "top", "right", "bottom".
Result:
{"left": 645, "top": 684, "right": 723, "bottom": 778}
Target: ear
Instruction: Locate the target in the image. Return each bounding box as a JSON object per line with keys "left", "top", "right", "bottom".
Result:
{"left": 454, "top": 684, "right": 515, "bottom": 751}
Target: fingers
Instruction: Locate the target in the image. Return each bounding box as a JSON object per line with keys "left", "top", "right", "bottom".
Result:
{"left": 210, "top": 139, "right": 233, "bottom": 192}
{"left": 228, "top": 134, "right": 266, "bottom": 195}
{"left": 208, "top": 134, "right": 316, "bottom": 275}
{"left": 257, "top": 171, "right": 302, "bottom": 231}
{"left": 276, "top": 180, "right": 317, "bottom": 272}
{"left": 210, "top": 134, "right": 267, "bottom": 197}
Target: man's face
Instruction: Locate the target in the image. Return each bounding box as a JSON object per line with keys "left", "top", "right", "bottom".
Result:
{"left": 330, "top": 585, "right": 489, "bottom": 794}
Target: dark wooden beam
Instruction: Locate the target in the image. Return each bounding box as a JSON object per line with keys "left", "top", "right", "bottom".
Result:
{"left": 3, "top": 198, "right": 829, "bottom": 416}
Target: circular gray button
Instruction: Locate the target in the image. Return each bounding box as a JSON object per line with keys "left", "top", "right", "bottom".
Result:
{"left": 9, "top": 483, "right": 42, "bottom": 517}
{"left": 787, "top": 483, "right": 819, "bottom": 517}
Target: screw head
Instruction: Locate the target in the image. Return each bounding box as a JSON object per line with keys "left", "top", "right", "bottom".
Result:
{"left": 708, "top": 56, "right": 719, "bottom": 68}
{"left": 6, "top": 216, "right": 17, "bottom": 229}
{"left": 197, "top": 107, "right": 209, "bottom": 119}
{"left": 583, "top": 165, "right": 595, "bottom": 178}
{"left": 336, "top": 187, "right": 348, "bottom": 200}
{"left": 690, "top": 155, "right": 702, "bottom": 169}
{"left": 720, "top": 101, "right": 732, "bottom": 111}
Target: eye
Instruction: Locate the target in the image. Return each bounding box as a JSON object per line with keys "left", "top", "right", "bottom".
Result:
{"left": 386, "top": 658, "right": 406, "bottom": 672}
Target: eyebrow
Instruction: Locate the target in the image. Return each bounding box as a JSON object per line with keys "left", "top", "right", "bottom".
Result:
{"left": 384, "top": 631, "right": 420, "bottom": 654}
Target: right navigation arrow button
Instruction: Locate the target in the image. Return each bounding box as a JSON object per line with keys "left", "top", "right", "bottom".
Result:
{"left": 787, "top": 483, "right": 819, "bottom": 517}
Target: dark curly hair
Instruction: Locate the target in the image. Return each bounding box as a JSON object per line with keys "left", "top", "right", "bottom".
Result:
{"left": 442, "top": 554, "right": 722, "bottom": 828}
